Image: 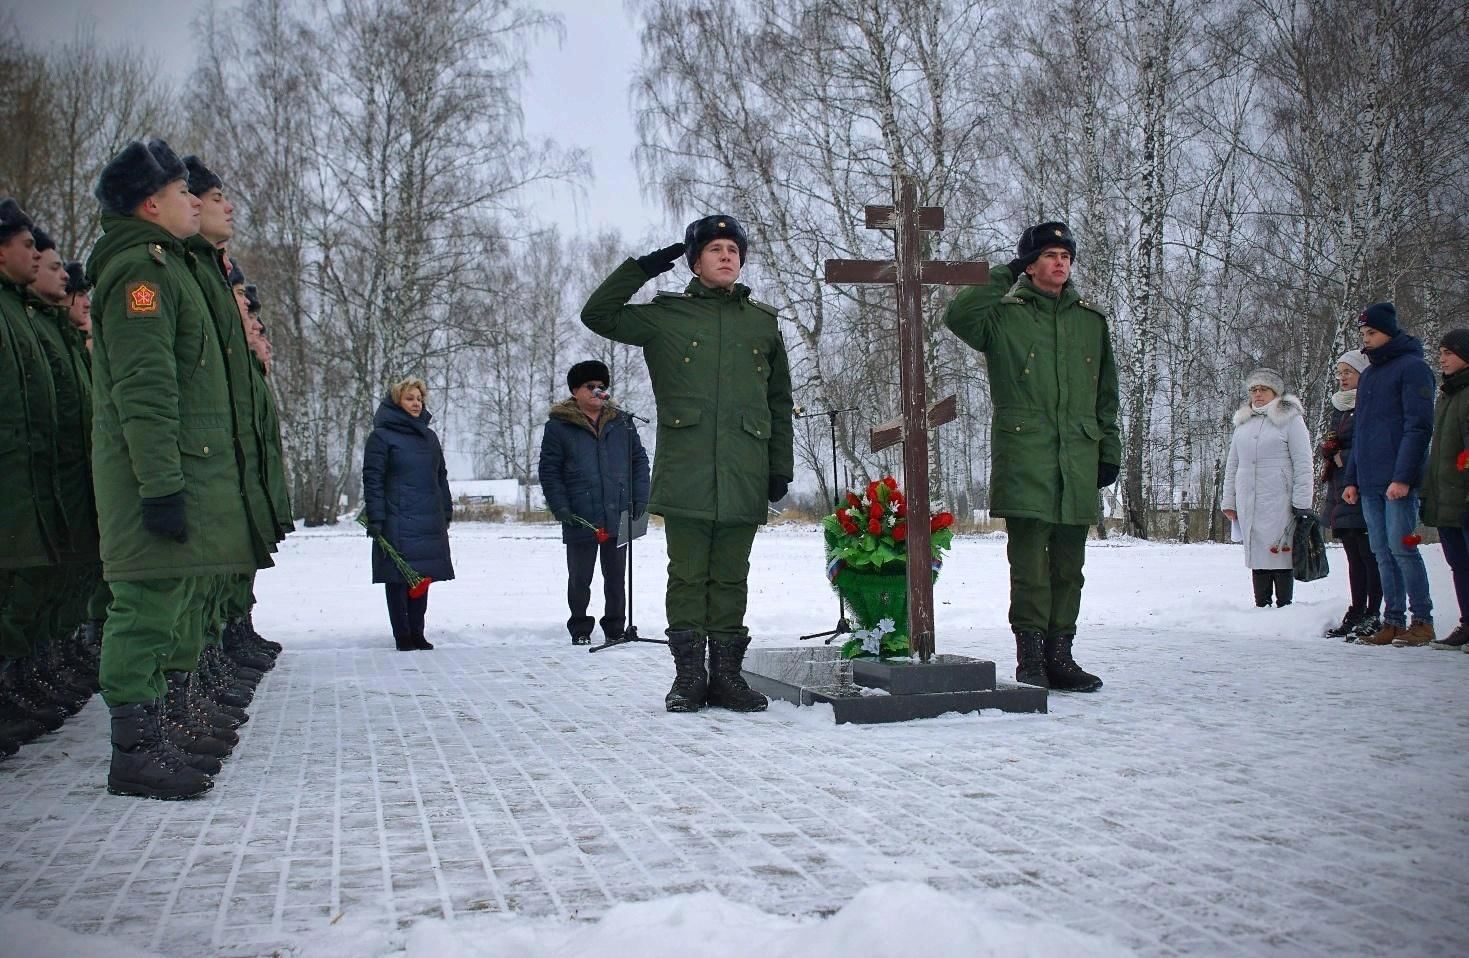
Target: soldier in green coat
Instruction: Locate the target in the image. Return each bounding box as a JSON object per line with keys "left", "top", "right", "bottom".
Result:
{"left": 0, "top": 199, "right": 77, "bottom": 752}
{"left": 582, "top": 215, "right": 794, "bottom": 713}
{"left": 943, "top": 221, "right": 1119, "bottom": 693}
{"left": 1420, "top": 330, "right": 1469, "bottom": 650}
{"left": 243, "top": 285, "right": 294, "bottom": 544}
{"left": 87, "top": 138, "right": 258, "bottom": 798}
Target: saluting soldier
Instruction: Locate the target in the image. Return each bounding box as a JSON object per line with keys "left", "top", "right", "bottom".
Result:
{"left": 87, "top": 138, "right": 256, "bottom": 798}
{"left": 581, "top": 215, "right": 794, "bottom": 714}
{"left": 943, "top": 222, "right": 1119, "bottom": 693}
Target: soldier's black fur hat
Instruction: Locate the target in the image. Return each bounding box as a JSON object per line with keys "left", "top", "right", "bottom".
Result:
{"left": 1015, "top": 221, "right": 1077, "bottom": 270}
{"left": 64, "top": 261, "right": 91, "bottom": 295}
{"left": 227, "top": 261, "right": 245, "bottom": 288}
{"left": 244, "top": 283, "right": 261, "bottom": 315}
{"left": 684, "top": 214, "right": 748, "bottom": 269}
{"left": 94, "top": 139, "right": 188, "bottom": 216}
{"left": 0, "top": 198, "right": 34, "bottom": 244}
{"left": 30, "top": 226, "right": 57, "bottom": 254}
{"left": 567, "top": 359, "right": 610, "bottom": 393}
{"left": 183, "top": 155, "right": 224, "bottom": 196}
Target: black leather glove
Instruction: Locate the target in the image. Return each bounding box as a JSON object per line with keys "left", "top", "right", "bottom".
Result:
{"left": 1293, "top": 507, "right": 1314, "bottom": 519}
{"left": 768, "top": 475, "right": 790, "bottom": 502}
{"left": 634, "top": 243, "right": 686, "bottom": 279}
{"left": 364, "top": 520, "right": 384, "bottom": 539}
{"left": 140, "top": 492, "right": 188, "bottom": 543}
{"left": 1097, "top": 462, "right": 1119, "bottom": 488}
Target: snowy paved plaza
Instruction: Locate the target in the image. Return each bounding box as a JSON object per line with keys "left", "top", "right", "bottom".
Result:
{"left": 2, "top": 523, "right": 1467, "bottom": 957}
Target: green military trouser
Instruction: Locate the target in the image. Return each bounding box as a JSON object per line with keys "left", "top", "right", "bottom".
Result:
{"left": 1005, "top": 518, "right": 1089, "bottom": 637}
{"left": 0, "top": 570, "right": 22, "bottom": 658}
{"left": 663, "top": 517, "right": 758, "bottom": 634}
{"left": 223, "top": 572, "right": 255, "bottom": 622}
{"left": 100, "top": 577, "right": 192, "bottom": 706}
{"left": 162, "top": 576, "right": 219, "bottom": 672}
{"left": 0, "top": 565, "right": 61, "bottom": 658}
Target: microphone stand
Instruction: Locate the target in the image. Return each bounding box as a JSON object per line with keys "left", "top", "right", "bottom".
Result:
{"left": 795, "top": 406, "right": 858, "bottom": 643}
{"left": 590, "top": 398, "right": 667, "bottom": 652}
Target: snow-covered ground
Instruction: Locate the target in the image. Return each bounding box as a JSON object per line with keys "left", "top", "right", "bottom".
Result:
{"left": 2, "top": 521, "right": 1467, "bottom": 957}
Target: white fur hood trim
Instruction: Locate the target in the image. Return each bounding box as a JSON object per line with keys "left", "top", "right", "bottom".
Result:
{"left": 1233, "top": 394, "right": 1304, "bottom": 427}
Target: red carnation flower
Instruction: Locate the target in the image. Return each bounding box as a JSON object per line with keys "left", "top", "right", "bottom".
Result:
{"left": 868, "top": 519, "right": 881, "bottom": 535}
{"left": 893, "top": 521, "right": 908, "bottom": 542}
{"left": 883, "top": 476, "right": 898, "bottom": 490}
{"left": 866, "top": 480, "right": 881, "bottom": 503}
{"left": 869, "top": 501, "right": 883, "bottom": 521}
{"left": 846, "top": 492, "right": 862, "bottom": 509}
{"left": 595, "top": 527, "right": 611, "bottom": 544}
{"left": 408, "top": 577, "right": 433, "bottom": 599}
{"left": 1457, "top": 449, "right": 1469, "bottom": 472}
{"left": 1269, "top": 546, "right": 1279, "bottom": 554}
{"left": 840, "top": 517, "right": 859, "bottom": 535}
{"left": 897, "top": 502, "right": 908, "bottom": 518}
{"left": 930, "top": 512, "right": 954, "bottom": 532}
{"left": 1403, "top": 533, "right": 1423, "bottom": 548}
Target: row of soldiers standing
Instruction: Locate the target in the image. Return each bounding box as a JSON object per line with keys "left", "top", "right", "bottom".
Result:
{"left": 0, "top": 137, "right": 293, "bottom": 799}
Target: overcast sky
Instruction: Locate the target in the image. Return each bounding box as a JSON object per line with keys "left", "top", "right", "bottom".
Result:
{"left": 11, "top": 0, "right": 669, "bottom": 247}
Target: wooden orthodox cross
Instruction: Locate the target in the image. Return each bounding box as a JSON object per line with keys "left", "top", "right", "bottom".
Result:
{"left": 824, "top": 175, "right": 988, "bottom": 662}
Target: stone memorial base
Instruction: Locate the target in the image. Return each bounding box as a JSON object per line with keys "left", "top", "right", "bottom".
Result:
{"left": 742, "top": 646, "right": 1047, "bottom": 724}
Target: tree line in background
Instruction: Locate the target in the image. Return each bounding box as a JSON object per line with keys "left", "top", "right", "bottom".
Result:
{"left": 2, "top": 0, "right": 1465, "bottom": 536}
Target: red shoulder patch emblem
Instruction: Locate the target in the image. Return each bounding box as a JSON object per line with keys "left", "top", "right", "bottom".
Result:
{"left": 126, "top": 281, "right": 160, "bottom": 315}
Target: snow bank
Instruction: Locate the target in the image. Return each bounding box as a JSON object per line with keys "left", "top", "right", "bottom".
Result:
{"left": 289, "top": 883, "right": 1133, "bottom": 957}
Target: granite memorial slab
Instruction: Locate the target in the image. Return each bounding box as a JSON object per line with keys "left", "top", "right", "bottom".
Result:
{"left": 742, "top": 647, "right": 1047, "bottom": 725}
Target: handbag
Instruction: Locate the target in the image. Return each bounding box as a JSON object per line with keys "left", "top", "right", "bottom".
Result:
{"left": 1292, "top": 510, "right": 1329, "bottom": 582}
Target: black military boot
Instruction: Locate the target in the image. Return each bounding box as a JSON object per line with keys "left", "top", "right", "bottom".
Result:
{"left": 2, "top": 658, "right": 70, "bottom": 728}
{"left": 19, "top": 654, "right": 88, "bottom": 715}
{"left": 705, "top": 633, "right": 768, "bottom": 712}
{"left": 1252, "top": 570, "right": 1273, "bottom": 607}
{"left": 1014, "top": 630, "right": 1049, "bottom": 688}
{"left": 224, "top": 619, "right": 274, "bottom": 673}
{"left": 166, "top": 672, "right": 240, "bottom": 746}
{"left": 1272, "top": 570, "right": 1294, "bottom": 607}
{"left": 163, "top": 674, "right": 232, "bottom": 758}
{"left": 0, "top": 713, "right": 45, "bottom": 750}
{"left": 664, "top": 630, "right": 708, "bottom": 713}
{"left": 245, "top": 613, "right": 282, "bottom": 656}
{"left": 63, "top": 624, "right": 102, "bottom": 693}
{"left": 1043, "top": 634, "right": 1103, "bottom": 692}
{"left": 107, "top": 701, "right": 213, "bottom": 800}
{"left": 38, "top": 639, "right": 95, "bottom": 707}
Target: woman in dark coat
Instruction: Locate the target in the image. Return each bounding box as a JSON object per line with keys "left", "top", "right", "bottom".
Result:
{"left": 362, "top": 377, "right": 454, "bottom": 650}
{"left": 538, "top": 360, "right": 650, "bottom": 644}
{"left": 1321, "top": 350, "right": 1381, "bottom": 637}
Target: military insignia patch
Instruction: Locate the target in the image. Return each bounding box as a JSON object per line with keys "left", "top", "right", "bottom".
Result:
{"left": 126, "top": 281, "right": 161, "bottom": 316}
{"left": 148, "top": 243, "right": 166, "bottom": 265}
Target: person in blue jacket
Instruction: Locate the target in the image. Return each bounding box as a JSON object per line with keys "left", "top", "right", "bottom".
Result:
{"left": 362, "top": 377, "right": 455, "bottom": 651}
{"left": 538, "top": 360, "right": 650, "bottom": 645}
{"left": 1342, "top": 303, "right": 1436, "bottom": 646}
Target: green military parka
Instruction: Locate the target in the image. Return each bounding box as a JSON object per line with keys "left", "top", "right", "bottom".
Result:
{"left": 943, "top": 264, "right": 1121, "bottom": 526}
{"left": 0, "top": 279, "right": 63, "bottom": 567}
{"left": 85, "top": 215, "right": 255, "bottom": 581}
{"left": 581, "top": 259, "right": 794, "bottom": 525}
{"left": 26, "top": 297, "right": 98, "bottom": 558}
{"left": 1420, "top": 368, "right": 1469, "bottom": 528}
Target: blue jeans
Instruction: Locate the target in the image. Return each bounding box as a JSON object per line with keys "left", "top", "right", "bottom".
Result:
{"left": 1360, "top": 492, "right": 1433, "bottom": 626}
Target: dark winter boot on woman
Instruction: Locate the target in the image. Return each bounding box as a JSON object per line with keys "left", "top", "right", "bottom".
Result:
{"left": 664, "top": 630, "right": 707, "bottom": 712}
{"left": 1014, "top": 631, "right": 1049, "bottom": 688}
{"left": 107, "top": 701, "right": 213, "bottom": 800}
{"left": 394, "top": 633, "right": 416, "bottom": 652}
{"left": 1325, "top": 608, "right": 1366, "bottom": 637}
{"left": 1252, "top": 571, "right": 1274, "bottom": 607}
{"left": 1044, "top": 634, "right": 1103, "bottom": 692}
{"left": 706, "top": 633, "right": 768, "bottom": 712}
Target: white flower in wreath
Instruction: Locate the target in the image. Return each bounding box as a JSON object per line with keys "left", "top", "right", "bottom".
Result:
{"left": 858, "top": 617, "right": 898, "bottom": 655}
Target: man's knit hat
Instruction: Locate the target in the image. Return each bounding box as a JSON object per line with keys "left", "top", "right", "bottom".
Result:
{"left": 1357, "top": 302, "right": 1400, "bottom": 337}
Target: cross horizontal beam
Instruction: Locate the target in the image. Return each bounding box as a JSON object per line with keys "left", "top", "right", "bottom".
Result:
{"left": 825, "top": 259, "right": 989, "bottom": 287}
{"left": 869, "top": 395, "right": 960, "bottom": 453}
{"left": 865, "top": 205, "right": 944, "bottom": 231}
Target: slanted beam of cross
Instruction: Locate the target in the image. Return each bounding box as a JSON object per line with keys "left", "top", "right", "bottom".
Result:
{"left": 824, "top": 176, "right": 988, "bottom": 661}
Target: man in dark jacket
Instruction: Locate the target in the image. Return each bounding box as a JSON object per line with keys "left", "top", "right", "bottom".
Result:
{"left": 1419, "top": 330, "right": 1469, "bottom": 651}
{"left": 539, "top": 360, "right": 651, "bottom": 645}
{"left": 581, "top": 215, "right": 794, "bottom": 714}
{"left": 943, "top": 222, "right": 1119, "bottom": 693}
{"left": 1342, "top": 302, "right": 1436, "bottom": 647}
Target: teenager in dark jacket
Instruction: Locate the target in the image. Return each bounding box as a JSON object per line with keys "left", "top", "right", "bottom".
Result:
{"left": 1320, "top": 350, "right": 1381, "bottom": 637}
{"left": 362, "top": 378, "right": 454, "bottom": 650}
{"left": 1420, "top": 330, "right": 1469, "bottom": 652}
{"left": 1342, "top": 303, "right": 1436, "bottom": 646}
{"left": 538, "top": 360, "right": 650, "bottom": 645}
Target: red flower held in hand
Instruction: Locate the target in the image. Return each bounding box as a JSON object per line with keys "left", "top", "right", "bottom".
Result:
{"left": 408, "top": 577, "right": 433, "bottom": 599}
{"left": 595, "top": 527, "right": 611, "bottom": 544}
{"left": 1457, "top": 449, "right": 1469, "bottom": 472}
{"left": 1403, "top": 533, "right": 1423, "bottom": 548}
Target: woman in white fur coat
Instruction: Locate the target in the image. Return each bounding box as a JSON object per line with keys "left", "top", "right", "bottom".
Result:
{"left": 1221, "top": 368, "right": 1315, "bottom": 607}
